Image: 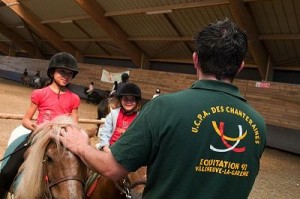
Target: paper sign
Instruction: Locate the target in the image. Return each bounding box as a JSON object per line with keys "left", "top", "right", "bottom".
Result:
{"left": 101, "top": 69, "right": 129, "bottom": 83}
{"left": 255, "top": 82, "right": 270, "bottom": 88}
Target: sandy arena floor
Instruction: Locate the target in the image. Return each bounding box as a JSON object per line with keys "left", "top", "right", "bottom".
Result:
{"left": 0, "top": 78, "right": 299, "bottom": 198}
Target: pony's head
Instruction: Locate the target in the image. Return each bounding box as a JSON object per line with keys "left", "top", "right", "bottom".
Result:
{"left": 14, "top": 115, "right": 87, "bottom": 199}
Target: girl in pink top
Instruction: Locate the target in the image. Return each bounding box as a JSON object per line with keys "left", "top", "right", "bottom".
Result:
{"left": 0, "top": 52, "right": 81, "bottom": 197}
{"left": 22, "top": 52, "right": 80, "bottom": 130}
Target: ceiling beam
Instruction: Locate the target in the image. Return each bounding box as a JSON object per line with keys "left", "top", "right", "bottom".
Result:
{"left": 104, "top": 0, "right": 269, "bottom": 17}
{"left": 21, "top": 18, "right": 44, "bottom": 58}
{"left": 2, "top": 0, "right": 82, "bottom": 60}
{"left": 40, "top": 1, "right": 232, "bottom": 20}
{"left": 0, "top": 20, "right": 42, "bottom": 58}
{"left": 84, "top": 54, "right": 129, "bottom": 60}
{"left": 63, "top": 38, "right": 112, "bottom": 42}
{"left": 276, "top": 58, "right": 300, "bottom": 65}
{"left": 63, "top": 36, "right": 192, "bottom": 42}
{"left": 105, "top": 1, "right": 228, "bottom": 17}
{"left": 74, "top": 0, "right": 149, "bottom": 68}
{"left": 149, "top": 58, "right": 192, "bottom": 64}
{"left": 64, "top": 33, "right": 300, "bottom": 42}
{"left": 149, "top": 41, "right": 178, "bottom": 58}
{"left": 259, "top": 34, "right": 300, "bottom": 40}
{"left": 274, "top": 66, "right": 300, "bottom": 71}
{"left": 229, "top": 0, "right": 273, "bottom": 81}
{"left": 128, "top": 36, "right": 192, "bottom": 41}
{"left": 0, "top": 2, "right": 6, "bottom": 8}
{"left": 72, "top": 21, "right": 111, "bottom": 55}
{"left": 163, "top": 14, "right": 194, "bottom": 54}
{"left": 41, "top": 15, "right": 90, "bottom": 24}
{"left": 83, "top": 55, "right": 299, "bottom": 71}
{"left": 36, "top": 0, "right": 268, "bottom": 23}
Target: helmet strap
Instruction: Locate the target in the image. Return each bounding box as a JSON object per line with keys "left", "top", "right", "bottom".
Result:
{"left": 53, "top": 79, "right": 65, "bottom": 89}
{"left": 50, "top": 79, "right": 68, "bottom": 99}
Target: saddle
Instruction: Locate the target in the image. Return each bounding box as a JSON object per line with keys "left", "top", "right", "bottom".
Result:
{"left": 85, "top": 171, "right": 132, "bottom": 198}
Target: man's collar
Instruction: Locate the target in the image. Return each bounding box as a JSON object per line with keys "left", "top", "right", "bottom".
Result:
{"left": 191, "top": 80, "right": 246, "bottom": 101}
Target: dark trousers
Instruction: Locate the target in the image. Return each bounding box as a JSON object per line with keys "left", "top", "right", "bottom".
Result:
{"left": 0, "top": 136, "right": 30, "bottom": 197}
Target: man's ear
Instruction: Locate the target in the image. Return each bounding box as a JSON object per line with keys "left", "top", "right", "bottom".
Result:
{"left": 237, "top": 61, "right": 245, "bottom": 74}
{"left": 193, "top": 52, "right": 200, "bottom": 70}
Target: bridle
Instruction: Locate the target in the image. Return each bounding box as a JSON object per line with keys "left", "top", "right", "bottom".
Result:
{"left": 45, "top": 174, "right": 86, "bottom": 189}
{"left": 42, "top": 155, "right": 86, "bottom": 198}
{"left": 116, "top": 176, "right": 147, "bottom": 199}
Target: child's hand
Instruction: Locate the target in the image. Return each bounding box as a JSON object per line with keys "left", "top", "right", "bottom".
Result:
{"left": 102, "top": 146, "right": 111, "bottom": 152}
{"left": 31, "top": 122, "right": 37, "bottom": 130}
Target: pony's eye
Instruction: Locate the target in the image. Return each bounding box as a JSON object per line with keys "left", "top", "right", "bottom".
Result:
{"left": 43, "top": 156, "right": 53, "bottom": 163}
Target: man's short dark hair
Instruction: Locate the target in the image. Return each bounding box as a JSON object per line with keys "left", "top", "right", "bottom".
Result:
{"left": 194, "top": 19, "right": 248, "bottom": 80}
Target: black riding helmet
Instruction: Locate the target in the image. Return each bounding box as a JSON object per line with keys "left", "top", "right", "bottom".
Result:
{"left": 47, "top": 52, "right": 79, "bottom": 79}
{"left": 117, "top": 83, "right": 141, "bottom": 100}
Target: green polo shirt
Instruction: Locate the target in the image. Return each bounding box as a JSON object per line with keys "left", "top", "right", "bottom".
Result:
{"left": 111, "top": 80, "right": 266, "bottom": 199}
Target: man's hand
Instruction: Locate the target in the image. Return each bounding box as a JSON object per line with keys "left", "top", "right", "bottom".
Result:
{"left": 56, "top": 125, "right": 89, "bottom": 155}
{"left": 52, "top": 125, "right": 129, "bottom": 181}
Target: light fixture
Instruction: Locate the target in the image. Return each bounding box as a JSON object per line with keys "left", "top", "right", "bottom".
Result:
{"left": 59, "top": 20, "right": 73, "bottom": 24}
{"left": 146, "top": 10, "right": 172, "bottom": 15}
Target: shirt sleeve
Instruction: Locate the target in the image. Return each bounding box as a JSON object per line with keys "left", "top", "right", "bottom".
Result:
{"left": 71, "top": 93, "right": 80, "bottom": 109}
{"left": 31, "top": 89, "right": 42, "bottom": 106}
{"left": 98, "top": 111, "right": 114, "bottom": 148}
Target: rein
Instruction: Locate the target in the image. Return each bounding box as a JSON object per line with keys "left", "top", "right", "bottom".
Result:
{"left": 127, "top": 180, "right": 147, "bottom": 189}
{"left": 0, "top": 131, "right": 33, "bottom": 162}
{"left": 116, "top": 177, "right": 147, "bottom": 199}
{"left": 0, "top": 142, "right": 30, "bottom": 162}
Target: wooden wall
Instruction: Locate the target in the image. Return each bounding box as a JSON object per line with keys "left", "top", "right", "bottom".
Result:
{"left": 0, "top": 55, "right": 299, "bottom": 131}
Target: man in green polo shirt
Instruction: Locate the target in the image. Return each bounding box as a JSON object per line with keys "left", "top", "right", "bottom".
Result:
{"left": 58, "top": 19, "right": 266, "bottom": 199}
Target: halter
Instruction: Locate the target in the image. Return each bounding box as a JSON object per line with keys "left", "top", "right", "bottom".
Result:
{"left": 116, "top": 176, "right": 147, "bottom": 199}
{"left": 42, "top": 154, "right": 86, "bottom": 197}
{"left": 52, "top": 79, "right": 66, "bottom": 99}
{"left": 45, "top": 174, "right": 85, "bottom": 189}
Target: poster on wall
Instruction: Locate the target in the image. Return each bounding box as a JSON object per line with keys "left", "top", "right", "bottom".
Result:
{"left": 100, "top": 69, "right": 130, "bottom": 83}
{"left": 255, "top": 81, "right": 270, "bottom": 88}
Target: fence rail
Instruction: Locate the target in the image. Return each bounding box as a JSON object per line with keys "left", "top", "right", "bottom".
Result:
{"left": 0, "top": 113, "right": 104, "bottom": 125}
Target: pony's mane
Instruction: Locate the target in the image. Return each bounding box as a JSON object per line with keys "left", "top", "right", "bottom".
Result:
{"left": 14, "top": 115, "right": 78, "bottom": 198}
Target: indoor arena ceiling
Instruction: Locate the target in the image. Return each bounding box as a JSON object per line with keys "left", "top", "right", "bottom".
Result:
{"left": 0, "top": 0, "right": 299, "bottom": 81}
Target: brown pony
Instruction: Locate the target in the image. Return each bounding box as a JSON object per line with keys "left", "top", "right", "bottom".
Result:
{"left": 13, "top": 116, "right": 87, "bottom": 199}
{"left": 86, "top": 166, "right": 147, "bottom": 199}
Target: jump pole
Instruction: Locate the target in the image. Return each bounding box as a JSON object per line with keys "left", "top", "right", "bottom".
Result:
{"left": 0, "top": 113, "right": 104, "bottom": 125}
